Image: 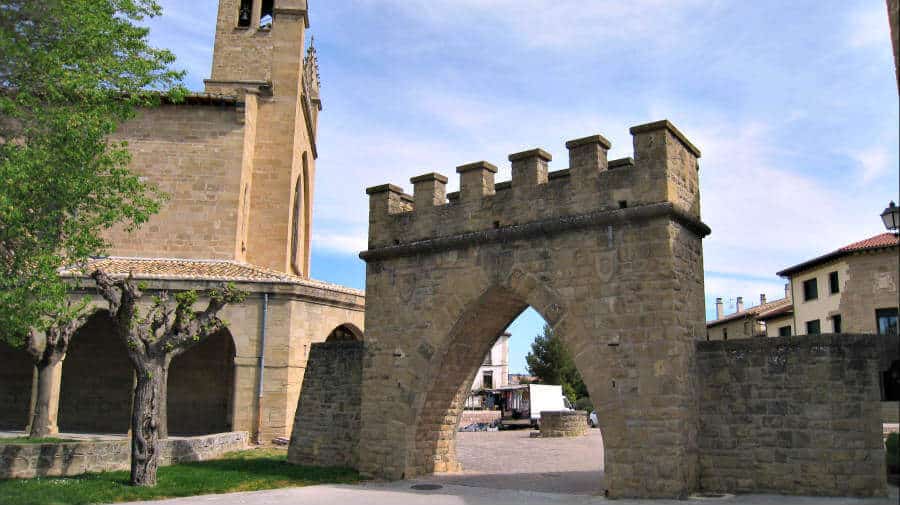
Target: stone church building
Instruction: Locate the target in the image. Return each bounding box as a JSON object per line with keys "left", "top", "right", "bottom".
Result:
{"left": 0, "top": 0, "right": 365, "bottom": 443}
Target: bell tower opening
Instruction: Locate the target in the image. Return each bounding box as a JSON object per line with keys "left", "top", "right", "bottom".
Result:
{"left": 237, "top": 0, "right": 252, "bottom": 27}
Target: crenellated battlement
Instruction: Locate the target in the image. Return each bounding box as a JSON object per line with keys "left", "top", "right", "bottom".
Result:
{"left": 363, "top": 119, "right": 705, "bottom": 253}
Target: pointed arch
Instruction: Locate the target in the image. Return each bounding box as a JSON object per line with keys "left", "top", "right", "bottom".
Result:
{"left": 291, "top": 153, "right": 311, "bottom": 277}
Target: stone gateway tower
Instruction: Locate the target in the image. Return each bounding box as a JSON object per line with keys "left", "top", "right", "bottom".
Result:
{"left": 357, "top": 123, "right": 709, "bottom": 498}
{"left": 290, "top": 121, "right": 710, "bottom": 498}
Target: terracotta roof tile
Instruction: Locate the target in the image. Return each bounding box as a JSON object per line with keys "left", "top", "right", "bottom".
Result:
{"left": 706, "top": 297, "right": 792, "bottom": 327}
{"left": 837, "top": 233, "right": 899, "bottom": 252}
{"left": 61, "top": 257, "right": 364, "bottom": 296}
{"left": 777, "top": 232, "right": 899, "bottom": 277}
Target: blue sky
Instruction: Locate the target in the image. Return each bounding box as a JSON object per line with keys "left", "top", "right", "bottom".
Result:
{"left": 146, "top": 1, "right": 898, "bottom": 374}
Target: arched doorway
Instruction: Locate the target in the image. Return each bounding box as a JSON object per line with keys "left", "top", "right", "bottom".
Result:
{"left": 0, "top": 342, "right": 33, "bottom": 430}
{"left": 326, "top": 323, "right": 363, "bottom": 342}
{"left": 440, "top": 305, "right": 604, "bottom": 494}
{"left": 59, "top": 311, "right": 132, "bottom": 434}
{"left": 409, "top": 284, "right": 607, "bottom": 490}
{"left": 167, "top": 329, "right": 235, "bottom": 436}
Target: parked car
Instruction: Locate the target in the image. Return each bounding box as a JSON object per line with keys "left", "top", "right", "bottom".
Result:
{"left": 589, "top": 411, "right": 599, "bottom": 428}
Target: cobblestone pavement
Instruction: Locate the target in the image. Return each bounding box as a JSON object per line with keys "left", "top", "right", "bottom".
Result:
{"left": 431, "top": 427, "right": 605, "bottom": 494}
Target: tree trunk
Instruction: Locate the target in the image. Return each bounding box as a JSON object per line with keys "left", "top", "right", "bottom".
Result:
{"left": 130, "top": 359, "right": 166, "bottom": 487}
{"left": 158, "top": 365, "right": 169, "bottom": 440}
{"left": 28, "top": 355, "right": 62, "bottom": 438}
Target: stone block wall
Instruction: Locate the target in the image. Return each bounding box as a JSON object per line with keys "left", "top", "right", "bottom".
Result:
{"left": 458, "top": 410, "right": 501, "bottom": 427}
{"left": 105, "top": 102, "right": 247, "bottom": 261}
{"left": 696, "top": 334, "right": 898, "bottom": 497}
{"left": 287, "top": 341, "right": 363, "bottom": 469}
{"left": 540, "top": 411, "right": 588, "bottom": 437}
{"left": 0, "top": 431, "right": 247, "bottom": 479}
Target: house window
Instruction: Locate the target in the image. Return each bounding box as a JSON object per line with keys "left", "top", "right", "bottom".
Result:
{"left": 831, "top": 314, "right": 842, "bottom": 334}
{"left": 482, "top": 372, "right": 493, "bottom": 390}
{"left": 778, "top": 325, "right": 791, "bottom": 337}
{"left": 876, "top": 308, "right": 898, "bottom": 335}
{"left": 802, "top": 278, "right": 818, "bottom": 301}
{"left": 723, "top": 327, "right": 728, "bottom": 340}
{"left": 829, "top": 271, "right": 840, "bottom": 294}
{"left": 883, "top": 361, "right": 900, "bottom": 401}
{"left": 806, "top": 319, "right": 821, "bottom": 335}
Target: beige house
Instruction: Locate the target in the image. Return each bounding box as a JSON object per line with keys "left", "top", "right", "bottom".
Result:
{"left": 776, "top": 233, "right": 898, "bottom": 336}
{"left": 707, "top": 232, "right": 898, "bottom": 340}
{"left": 705, "top": 292, "right": 792, "bottom": 341}
{"left": 469, "top": 333, "right": 510, "bottom": 391}
{"left": 0, "top": 0, "right": 365, "bottom": 443}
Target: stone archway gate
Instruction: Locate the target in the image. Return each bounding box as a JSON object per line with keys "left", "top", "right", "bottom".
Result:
{"left": 290, "top": 120, "right": 709, "bottom": 498}
{"left": 362, "top": 120, "right": 709, "bottom": 498}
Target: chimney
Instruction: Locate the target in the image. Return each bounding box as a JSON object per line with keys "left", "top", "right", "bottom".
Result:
{"left": 736, "top": 296, "right": 744, "bottom": 313}
{"left": 760, "top": 293, "right": 767, "bottom": 305}
{"left": 715, "top": 297, "right": 724, "bottom": 319}
{"left": 784, "top": 283, "right": 790, "bottom": 300}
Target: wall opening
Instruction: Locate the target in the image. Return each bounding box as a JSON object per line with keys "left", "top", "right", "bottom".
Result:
{"left": 0, "top": 341, "right": 33, "bottom": 430}
{"left": 291, "top": 156, "right": 308, "bottom": 277}
{"left": 168, "top": 329, "right": 236, "bottom": 436}
{"left": 237, "top": 0, "right": 252, "bottom": 27}
{"left": 417, "top": 290, "right": 603, "bottom": 495}
{"left": 259, "top": 0, "right": 273, "bottom": 28}
{"left": 326, "top": 323, "right": 363, "bottom": 342}
{"left": 59, "top": 311, "right": 132, "bottom": 434}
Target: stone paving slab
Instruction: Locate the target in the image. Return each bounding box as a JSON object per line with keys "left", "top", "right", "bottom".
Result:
{"left": 111, "top": 481, "right": 900, "bottom": 505}
{"left": 431, "top": 428, "right": 604, "bottom": 494}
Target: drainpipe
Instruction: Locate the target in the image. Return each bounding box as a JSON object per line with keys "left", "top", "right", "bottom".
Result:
{"left": 256, "top": 293, "right": 269, "bottom": 445}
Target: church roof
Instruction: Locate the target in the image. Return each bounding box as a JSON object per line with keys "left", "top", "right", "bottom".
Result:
{"left": 60, "top": 257, "right": 364, "bottom": 296}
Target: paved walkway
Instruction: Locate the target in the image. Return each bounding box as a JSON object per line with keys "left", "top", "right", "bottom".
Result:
{"left": 432, "top": 428, "right": 605, "bottom": 494}
{"left": 116, "top": 482, "right": 900, "bottom": 505}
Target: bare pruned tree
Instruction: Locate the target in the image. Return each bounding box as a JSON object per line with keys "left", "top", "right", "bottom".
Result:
{"left": 92, "top": 269, "right": 246, "bottom": 486}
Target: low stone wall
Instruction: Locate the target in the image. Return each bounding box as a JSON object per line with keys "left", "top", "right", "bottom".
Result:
{"left": 539, "top": 410, "right": 587, "bottom": 437}
{"left": 0, "top": 431, "right": 248, "bottom": 479}
{"left": 697, "top": 334, "right": 898, "bottom": 497}
{"left": 288, "top": 341, "right": 363, "bottom": 469}
{"left": 459, "top": 410, "right": 501, "bottom": 427}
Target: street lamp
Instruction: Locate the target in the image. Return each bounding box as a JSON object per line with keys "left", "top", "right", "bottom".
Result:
{"left": 883, "top": 201, "right": 900, "bottom": 337}
{"left": 881, "top": 201, "right": 900, "bottom": 233}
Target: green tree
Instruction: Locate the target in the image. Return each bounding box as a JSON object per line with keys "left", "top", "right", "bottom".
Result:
{"left": 0, "top": 1, "right": 182, "bottom": 436}
{"left": 525, "top": 324, "right": 588, "bottom": 403}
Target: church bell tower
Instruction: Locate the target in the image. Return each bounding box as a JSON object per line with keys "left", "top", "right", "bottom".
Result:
{"left": 205, "top": 0, "right": 321, "bottom": 277}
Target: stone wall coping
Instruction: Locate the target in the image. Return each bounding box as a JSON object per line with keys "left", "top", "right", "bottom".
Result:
{"left": 360, "top": 201, "right": 711, "bottom": 262}
{"left": 608, "top": 157, "right": 635, "bottom": 169}
{"left": 366, "top": 183, "right": 406, "bottom": 195}
{"left": 67, "top": 277, "right": 365, "bottom": 311}
{"left": 565, "top": 134, "right": 611, "bottom": 150}
{"left": 456, "top": 161, "right": 498, "bottom": 174}
{"left": 629, "top": 119, "right": 702, "bottom": 158}
{"left": 697, "top": 333, "right": 899, "bottom": 353}
{"left": 410, "top": 172, "right": 449, "bottom": 184}
{"left": 508, "top": 148, "right": 552, "bottom": 162}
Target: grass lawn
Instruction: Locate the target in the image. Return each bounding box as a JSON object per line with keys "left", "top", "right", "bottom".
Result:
{"left": 1, "top": 437, "right": 79, "bottom": 444}
{"left": 0, "top": 448, "right": 358, "bottom": 505}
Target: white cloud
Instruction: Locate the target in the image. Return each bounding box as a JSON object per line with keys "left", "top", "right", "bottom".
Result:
{"left": 312, "top": 230, "right": 368, "bottom": 254}
{"left": 849, "top": 147, "right": 890, "bottom": 183}
{"left": 846, "top": 4, "right": 891, "bottom": 49}
{"left": 363, "top": 0, "right": 716, "bottom": 50}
